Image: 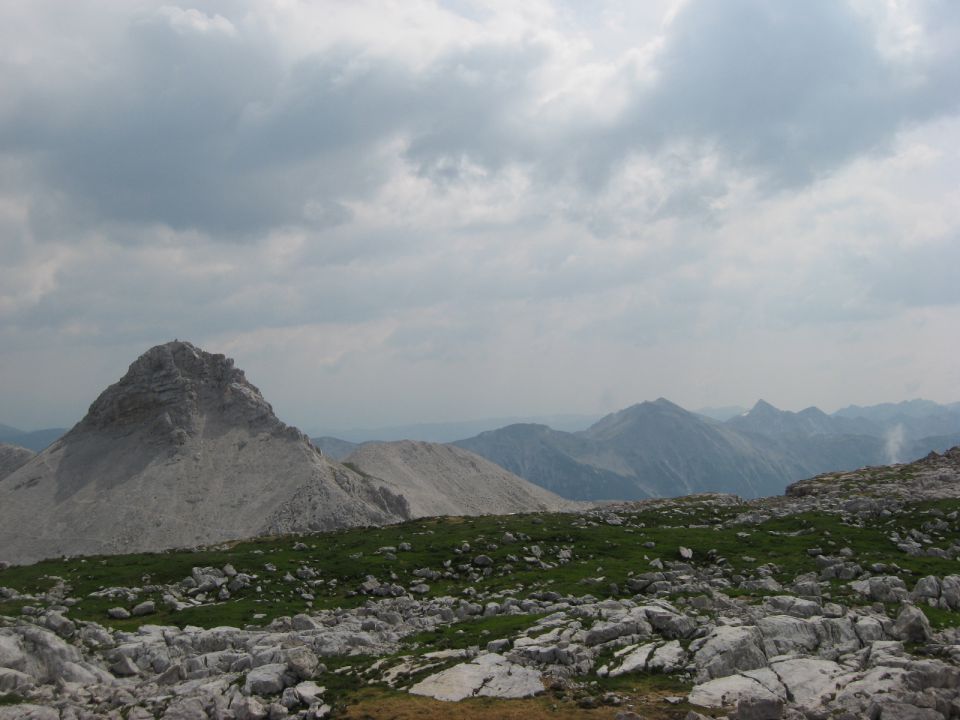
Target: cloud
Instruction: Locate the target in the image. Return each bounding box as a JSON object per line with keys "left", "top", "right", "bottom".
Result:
{"left": 0, "top": 1, "right": 959, "bottom": 430}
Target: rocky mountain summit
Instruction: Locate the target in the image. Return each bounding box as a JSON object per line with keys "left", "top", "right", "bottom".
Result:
{"left": 1, "top": 448, "right": 959, "bottom": 719}
{"left": 0, "top": 341, "right": 567, "bottom": 567}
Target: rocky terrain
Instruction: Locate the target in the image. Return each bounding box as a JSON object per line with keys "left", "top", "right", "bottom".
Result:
{"left": 0, "top": 341, "right": 569, "bottom": 567}
{"left": 0, "top": 443, "right": 34, "bottom": 481}
{"left": 1, "top": 448, "right": 959, "bottom": 719}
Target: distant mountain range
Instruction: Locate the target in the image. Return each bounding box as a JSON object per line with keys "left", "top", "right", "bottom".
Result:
{"left": 451, "top": 398, "right": 960, "bottom": 501}
{"left": 310, "top": 414, "right": 602, "bottom": 444}
{"left": 0, "top": 424, "right": 67, "bottom": 452}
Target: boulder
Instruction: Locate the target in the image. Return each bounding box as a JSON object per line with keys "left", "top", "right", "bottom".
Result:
{"left": 692, "top": 625, "right": 767, "bottom": 681}
{"left": 757, "top": 615, "right": 819, "bottom": 656}
{"left": 244, "top": 663, "right": 291, "bottom": 696}
{"left": 892, "top": 604, "right": 932, "bottom": 643}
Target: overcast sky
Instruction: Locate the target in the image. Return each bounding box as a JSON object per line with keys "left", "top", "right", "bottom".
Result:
{"left": 1, "top": 0, "right": 959, "bottom": 433}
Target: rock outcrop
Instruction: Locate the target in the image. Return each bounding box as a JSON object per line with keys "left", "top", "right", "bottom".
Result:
{"left": 0, "top": 341, "right": 412, "bottom": 565}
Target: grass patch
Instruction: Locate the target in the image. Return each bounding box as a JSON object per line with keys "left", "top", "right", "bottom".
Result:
{"left": 405, "top": 613, "right": 546, "bottom": 651}
{"left": 0, "top": 499, "right": 957, "bottom": 631}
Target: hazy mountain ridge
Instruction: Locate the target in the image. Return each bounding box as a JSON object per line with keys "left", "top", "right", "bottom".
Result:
{"left": 0, "top": 424, "right": 68, "bottom": 452}
{"left": 455, "top": 397, "right": 960, "bottom": 501}
{"left": 311, "top": 436, "right": 360, "bottom": 460}
{"left": 342, "top": 440, "right": 572, "bottom": 517}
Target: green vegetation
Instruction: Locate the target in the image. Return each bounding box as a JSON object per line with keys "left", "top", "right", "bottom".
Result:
{"left": 0, "top": 694, "right": 24, "bottom": 706}
{"left": 405, "top": 613, "right": 547, "bottom": 651}
{"left": 1, "top": 498, "right": 958, "bottom": 632}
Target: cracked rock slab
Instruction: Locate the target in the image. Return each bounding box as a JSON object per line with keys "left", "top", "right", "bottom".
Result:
{"left": 408, "top": 652, "right": 544, "bottom": 702}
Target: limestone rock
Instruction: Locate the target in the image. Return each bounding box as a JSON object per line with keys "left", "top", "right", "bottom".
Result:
{"left": 892, "top": 604, "right": 932, "bottom": 643}
{"left": 409, "top": 653, "right": 543, "bottom": 701}
{"left": 692, "top": 625, "right": 768, "bottom": 681}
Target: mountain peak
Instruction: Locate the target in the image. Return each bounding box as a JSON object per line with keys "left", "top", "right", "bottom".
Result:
{"left": 748, "top": 399, "right": 780, "bottom": 415}
{"left": 75, "top": 340, "right": 281, "bottom": 443}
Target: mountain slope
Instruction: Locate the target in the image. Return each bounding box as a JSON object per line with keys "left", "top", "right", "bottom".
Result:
{"left": 343, "top": 440, "right": 573, "bottom": 516}
{"left": 453, "top": 424, "right": 638, "bottom": 500}
{"left": 0, "top": 341, "right": 412, "bottom": 565}
{"left": 0, "top": 443, "right": 35, "bottom": 480}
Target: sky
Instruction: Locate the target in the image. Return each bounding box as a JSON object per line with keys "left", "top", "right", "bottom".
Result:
{"left": 1, "top": 0, "right": 959, "bottom": 434}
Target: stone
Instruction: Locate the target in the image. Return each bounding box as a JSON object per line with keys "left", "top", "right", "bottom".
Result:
{"left": 285, "top": 646, "right": 319, "bottom": 680}
{"left": 940, "top": 575, "right": 960, "bottom": 609}
{"left": 689, "top": 671, "right": 785, "bottom": 709}
{"left": 294, "top": 681, "right": 325, "bottom": 705}
{"left": 645, "top": 606, "right": 696, "bottom": 639}
{"left": 735, "top": 696, "right": 784, "bottom": 720}
{"left": 110, "top": 654, "right": 140, "bottom": 677}
{"left": 131, "top": 600, "right": 156, "bottom": 616}
{"left": 409, "top": 653, "right": 543, "bottom": 701}
{"left": 767, "top": 657, "right": 850, "bottom": 710}
{"left": 43, "top": 612, "right": 76, "bottom": 638}
{"left": 757, "top": 615, "right": 819, "bottom": 656}
{"left": 244, "top": 663, "right": 291, "bottom": 696}
{"left": 878, "top": 702, "right": 944, "bottom": 720}
{"left": 610, "top": 642, "right": 657, "bottom": 677}
{"left": 472, "top": 555, "right": 494, "bottom": 567}
{"left": 692, "top": 625, "right": 768, "bottom": 681}
{"left": 892, "top": 604, "right": 932, "bottom": 643}
{"left": 107, "top": 607, "right": 131, "bottom": 619}
{"left": 647, "top": 640, "right": 688, "bottom": 673}
{"left": 0, "top": 706, "right": 59, "bottom": 720}
{"left": 234, "top": 696, "right": 269, "bottom": 720}
{"left": 0, "top": 667, "right": 34, "bottom": 694}
{"left": 910, "top": 575, "right": 941, "bottom": 601}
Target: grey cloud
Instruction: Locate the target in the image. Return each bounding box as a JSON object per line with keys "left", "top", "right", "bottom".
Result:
{"left": 590, "top": 0, "right": 960, "bottom": 189}
{"left": 5, "top": 0, "right": 959, "bottom": 246}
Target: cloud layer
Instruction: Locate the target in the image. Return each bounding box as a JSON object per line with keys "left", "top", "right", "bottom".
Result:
{"left": 1, "top": 0, "right": 959, "bottom": 431}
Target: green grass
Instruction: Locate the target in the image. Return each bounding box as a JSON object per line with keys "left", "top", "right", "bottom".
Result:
{"left": 405, "top": 613, "right": 547, "bottom": 651}
{"left": 1, "top": 499, "right": 958, "bottom": 632}
{"left": 0, "top": 694, "right": 24, "bottom": 706}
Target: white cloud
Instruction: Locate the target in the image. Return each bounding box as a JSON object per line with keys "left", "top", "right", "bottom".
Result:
{"left": 0, "top": 0, "right": 958, "bottom": 431}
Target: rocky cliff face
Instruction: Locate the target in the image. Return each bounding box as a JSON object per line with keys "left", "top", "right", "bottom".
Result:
{"left": 73, "top": 340, "right": 284, "bottom": 442}
{"left": 0, "top": 341, "right": 412, "bottom": 565}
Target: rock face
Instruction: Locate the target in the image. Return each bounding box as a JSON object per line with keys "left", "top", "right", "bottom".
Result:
{"left": 0, "top": 341, "right": 412, "bottom": 565}
{"left": 0, "top": 443, "right": 34, "bottom": 481}
{"left": 342, "top": 441, "right": 573, "bottom": 517}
